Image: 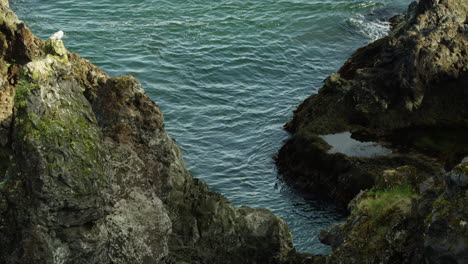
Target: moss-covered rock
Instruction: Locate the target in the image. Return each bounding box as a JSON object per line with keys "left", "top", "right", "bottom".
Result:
{"left": 0, "top": 39, "right": 112, "bottom": 262}
{"left": 318, "top": 164, "right": 448, "bottom": 264}
{"left": 0, "top": 3, "right": 44, "bottom": 181}
{"left": 44, "top": 39, "right": 67, "bottom": 61}
{"left": 315, "top": 156, "right": 467, "bottom": 263}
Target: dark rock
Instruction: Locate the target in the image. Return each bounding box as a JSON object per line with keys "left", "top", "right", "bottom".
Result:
{"left": 276, "top": 0, "right": 468, "bottom": 263}
{"left": 277, "top": 129, "right": 440, "bottom": 207}
{"left": 317, "top": 165, "right": 447, "bottom": 263}
{"left": 448, "top": 162, "right": 468, "bottom": 189}
{"left": 423, "top": 164, "right": 468, "bottom": 264}
{"left": 283, "top": 0, "right": 468, "bottom": 137}
{"left": 277, "top": 0, "right": 468, "bottom": 205}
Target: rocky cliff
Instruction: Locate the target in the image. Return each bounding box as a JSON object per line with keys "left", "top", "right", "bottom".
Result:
{"left": 278, "top": 0, "right": 467, "bottom": 205}
{"left": 278, "top": 0, "right": 467, "bottom": 263}
{"left": 0, "top": 2, "right": 298, "bottom": 263}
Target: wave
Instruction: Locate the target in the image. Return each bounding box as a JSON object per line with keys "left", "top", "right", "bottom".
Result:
{"left": 348, "top": 13, "right": 390, "bottom": 41}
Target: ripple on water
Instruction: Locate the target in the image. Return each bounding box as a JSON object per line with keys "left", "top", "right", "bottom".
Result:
{"left": 11, "top": 0, "right": 410, "bottom": 254}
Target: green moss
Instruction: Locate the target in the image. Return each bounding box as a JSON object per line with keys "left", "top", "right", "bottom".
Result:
{"left": 414, "top": 136, "right": 456, "bottom": 154}
{"left": 44, "top": 40, "right": 68, "bottom": 64}
{"left": 15, "top": 103, "right": 105, "bottom": 190}
{"left": 14, "top": 79, "right": 37, "bottom": 109}
{"left": 358, "top": 183, "right": 418, "bottom": 219}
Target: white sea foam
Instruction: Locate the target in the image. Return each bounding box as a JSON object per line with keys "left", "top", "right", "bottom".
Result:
{"left": 348, "top": 13, "right": 390, "bottom": 42}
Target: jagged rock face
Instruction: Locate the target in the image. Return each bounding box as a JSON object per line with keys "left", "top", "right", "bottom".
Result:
{"left": 0, "top": 40, "right": 172, "bottom": 263}
{"left": 0, "top": 4, "right": 296, "bottom": 264}
{"left": 276, "top": 0, "right": 468, "bottom": 263}
{"left": 277, "top": 0, "right": 468, "bottom": 205}
{"left": 0, "top": 4, "right": 43, "bottom": 174}
{"left": 166, "top": 179, "right": 295, "bottom": 264}
{"left": 286, "top": 0, "right": 468, "bottom": 135}
{"left": 276, "top": 0, "right": 467, "bottom": 263}
{"left": 276, "top": 130, "right": 441, "bottom": 206}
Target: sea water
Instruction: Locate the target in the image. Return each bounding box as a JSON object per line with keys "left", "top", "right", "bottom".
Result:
{"left": 10, "top": 0, "right": 410, "bottom": 254}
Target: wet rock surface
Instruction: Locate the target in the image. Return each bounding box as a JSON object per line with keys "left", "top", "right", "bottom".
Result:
{"left": 0, "top": 2, "right": 299, "bottom": 264}
{"left": 278, "top": 0, "right": 467, "bottom": 263}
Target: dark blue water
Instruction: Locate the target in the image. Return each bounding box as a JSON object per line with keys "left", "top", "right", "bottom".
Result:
{"left": 10, "top": 0, "right": 410, "bottom": 254}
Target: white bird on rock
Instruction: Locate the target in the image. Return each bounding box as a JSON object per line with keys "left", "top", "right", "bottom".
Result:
{"left": 49, "top": 30, "right": 64, "bottom": 40}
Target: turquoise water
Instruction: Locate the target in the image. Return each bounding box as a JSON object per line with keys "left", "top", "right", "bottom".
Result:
{"left": 11, "top": 0, "right": 410, "bottom": 254}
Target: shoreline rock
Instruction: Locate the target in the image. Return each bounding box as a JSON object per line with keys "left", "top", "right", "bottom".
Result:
{"left": 277, "top": 0, "right": 467, "bottom": 262}
{"left": 277, "top": 0, "right": 468, "bottom": 206}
